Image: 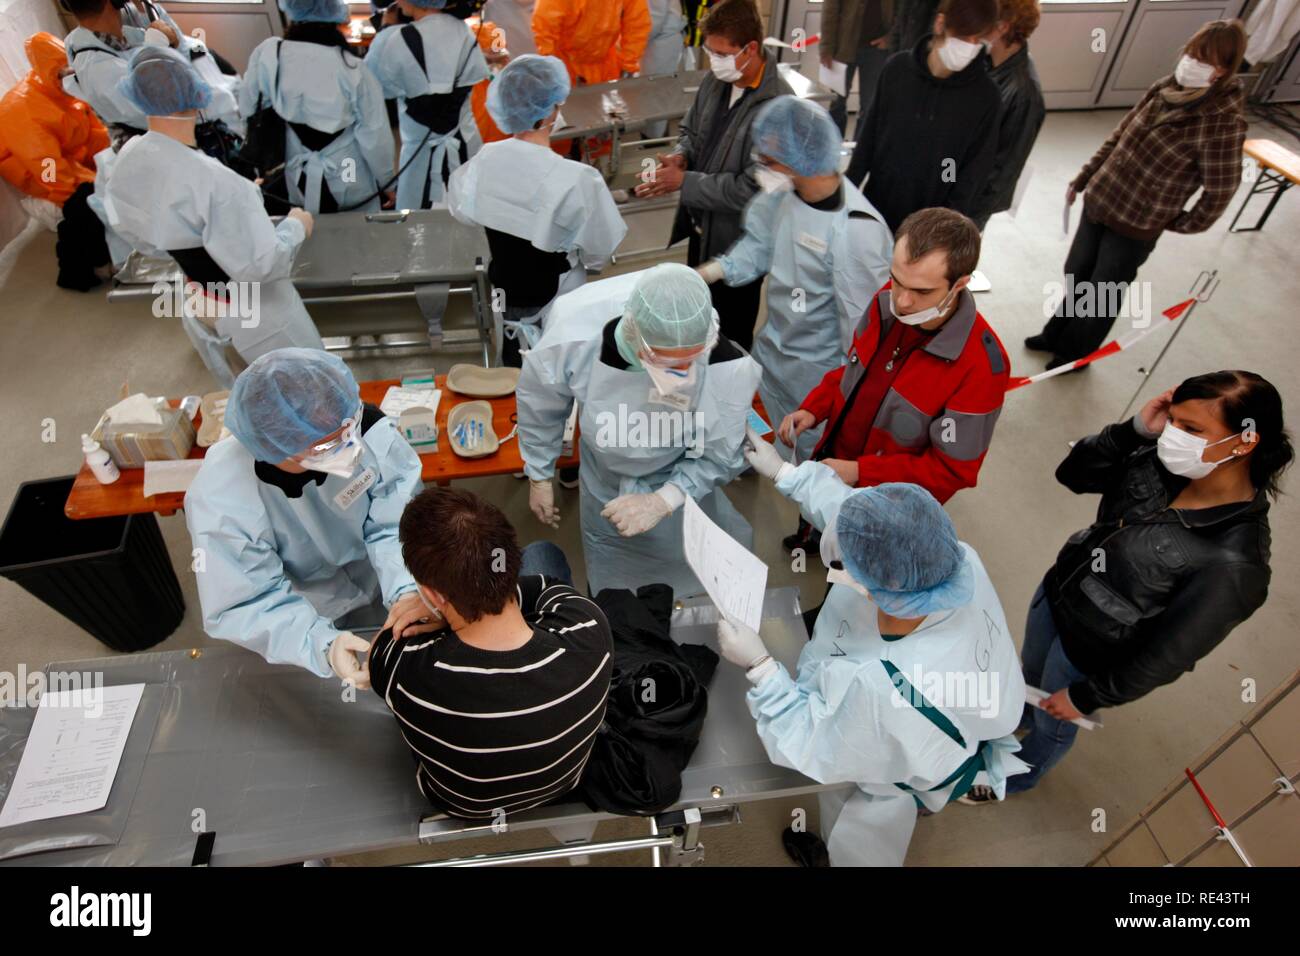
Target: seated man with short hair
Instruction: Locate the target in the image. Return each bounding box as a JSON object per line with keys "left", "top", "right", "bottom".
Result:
{"left": 370, "top": 488, "right": 613, "bottom": 820}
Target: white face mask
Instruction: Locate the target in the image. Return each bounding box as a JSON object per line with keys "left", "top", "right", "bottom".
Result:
{"left": 644, "top": 359, "right": 699, "bottom": 396}
{"left": 298, "top": 419, "right": 363, "bottom": 479}
{"left": 707, "top": 46, "right": 748, "bottom": 83}
{"left": 937, "top": 35, "right": 983, "bottom": 72}
{"left": 1174, "top": 54, "right": 1216, "bottom": 89}
{"left": 888, "top": 284, "right": 960, "bottom": 327}
{"left": 754, "top": 165, "right": 794, "bottom": 194}
{"left": 1156, "top": 422, "right": 1241, "bottom": 479}
{"left": 826, "top": 566, "right": 872, "bottom": 602}
{"left": 416, "top": 586, "right": 443, "bottom": 620}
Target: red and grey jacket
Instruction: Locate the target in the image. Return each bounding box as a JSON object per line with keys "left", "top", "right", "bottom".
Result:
{"left": 800, "top": 282, "right": 1009, "bottom": 503}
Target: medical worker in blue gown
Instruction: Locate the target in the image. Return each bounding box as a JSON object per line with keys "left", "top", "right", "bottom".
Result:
{"left": 719, "top": 433, "right": 1029, "bottom": 866}
{"left": 516, "top": 263, "right": 762, "bottom": 597}
{"left": 448, "top": 54, "right": 625, "bottom": 364}
{"left": 365, "top": 0, "right": 489, "bottom": 209}
{"left": 240, "top": 0, "right": 394, "bottom": 214}
{"left": 102, "top": 47, "right": 324, "bottom": 387}
{"left": 185, "top": 349, "right": 428, "bottom": 688}
{"left": 697, "top": 95, "right": 893, "bottom": 464}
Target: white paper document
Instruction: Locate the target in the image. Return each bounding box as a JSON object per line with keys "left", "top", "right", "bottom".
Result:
{"left": 1025, "top": 685, "right": 1102, "bottom": 730}
{"left": 818, "top": 60, "right": 848, "bottom": 97}
{"left": 142, "top": 458, "right": 204, "bottom": 497}
{"left": 0, "top": 683, "right": 145, "bottom": 828}
{"left": 380, "top": 386, "right": 441, "bottom": 418}
{"left": 682, "top": 495, "right": 767, "bottom": 632}
{"left": 1009, "top": 163, "right": 1033, "bottom": 219}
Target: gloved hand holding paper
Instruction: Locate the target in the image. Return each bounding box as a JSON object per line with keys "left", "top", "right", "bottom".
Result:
{"left": 682, "top": 495, "right": 767, "bottom": 632}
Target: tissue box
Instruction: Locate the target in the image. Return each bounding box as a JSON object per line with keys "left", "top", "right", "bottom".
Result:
{"left": 93, "top": 407, "right": 196, "bottom": 469}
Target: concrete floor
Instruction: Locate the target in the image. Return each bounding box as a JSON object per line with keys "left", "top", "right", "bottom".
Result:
{"left": 1, "top": 108, "right": 1297, "bottom": 867}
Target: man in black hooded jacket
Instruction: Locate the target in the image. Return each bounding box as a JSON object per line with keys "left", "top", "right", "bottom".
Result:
{"left": 847, "top": 0, "right": 1001, "bottom": 232}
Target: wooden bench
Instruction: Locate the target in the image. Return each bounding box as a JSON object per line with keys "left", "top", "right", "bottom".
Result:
{"left": 1230, "top": 139, "right": 1300, "bottom": 233}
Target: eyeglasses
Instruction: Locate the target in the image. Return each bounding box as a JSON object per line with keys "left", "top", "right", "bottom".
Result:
{"left": 626, "top": 318, "right": 709, "bottom": 368}
{"left": 300, "top": 414, "right": 359, "bottom": 458}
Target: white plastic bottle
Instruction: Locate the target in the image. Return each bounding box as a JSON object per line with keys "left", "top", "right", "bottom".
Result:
{"left": 82, "top": 434, "right": 120, "bottom": 485}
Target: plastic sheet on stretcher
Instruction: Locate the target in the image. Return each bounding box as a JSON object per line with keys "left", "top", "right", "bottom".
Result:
{"left": 0, "top": 587, "right": 832, "bottom": 866}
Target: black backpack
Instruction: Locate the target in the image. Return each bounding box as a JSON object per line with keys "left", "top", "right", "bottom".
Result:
{"left": 235, "top": 40, "right": 286, "bottom": 183}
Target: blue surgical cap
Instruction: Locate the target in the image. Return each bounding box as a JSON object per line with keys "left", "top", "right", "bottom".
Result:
{"left": 486, "top": 54, "right": 571, "bottom": 134}
{"left": 404, "top": 0, "right": 448, "bottom": 9}
{"left": 226, "top": 348, "right": 362, "bottom": 462}
{"left": 277, "top": 0, "right": 348, "bottom": 24}
{"left": 623, "top": 263, "right": 717, "bottom": 350}
{"left": 751, "top": 95, "right": 842, "bottom": 177}
{"left": 836, "top": 483, "right": 974, "bottom": 618}
{"left": 118, "top": 46, "right": 212, "bottom": 116}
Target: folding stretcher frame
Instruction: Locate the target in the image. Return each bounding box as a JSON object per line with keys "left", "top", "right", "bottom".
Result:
{"left": 0, "top": 587, "right": 835, "bottom": 867}
{"left": 105, "top": 208, "right": 494, "bottom": 365}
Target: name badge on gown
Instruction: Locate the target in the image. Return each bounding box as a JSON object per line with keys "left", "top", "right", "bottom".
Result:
{"left": 797, "top": 232, "right": 829, "bottom": 255}
{"left": 334, "top": 467, "right": 376, "bottom": 510}
{"left": 648, "top": 387, "right": 691, "bottom": 411}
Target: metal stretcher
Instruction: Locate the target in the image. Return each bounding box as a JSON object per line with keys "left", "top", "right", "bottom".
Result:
{"left": 0, "top": 588, "right": 832, "bottom": 867}
{"left": 559, "top": 66, "right": 836, "bottom": 261}
{"left": 556, "top": 65, "right": 835, "bottom": 141}
{"left": 106, "top": 209, "right": 494, "bottom": 364}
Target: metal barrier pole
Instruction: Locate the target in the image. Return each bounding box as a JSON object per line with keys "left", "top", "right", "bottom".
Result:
{"left": 1119, "top": 269, "right": 1219, "bottom": 420}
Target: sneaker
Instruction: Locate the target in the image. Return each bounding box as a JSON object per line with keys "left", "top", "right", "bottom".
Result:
{"left": 782, "top": 524, "right": 821, "bottom": 554}
{"left": 1023, "top": 334, "right": 1052, "bottom": 352}
{"left": 781, "top": 827, "right": 830, "bottom": 867}
{"left": 956, "top": 785, "right": 999, "bottom": 806}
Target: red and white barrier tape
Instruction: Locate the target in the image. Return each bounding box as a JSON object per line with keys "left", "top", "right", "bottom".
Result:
{"left": 1006, "top": 297, "right": 1197, "bottom": 391}
{"left": 763, "top": 34, "right": 821, "bottom": 50}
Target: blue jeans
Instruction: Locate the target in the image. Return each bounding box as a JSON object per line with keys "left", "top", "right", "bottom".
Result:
{"left": 520, "top": 540, "right": 573, "bottom": 587}
{"left": 1006, "top": 583, "right": 1088, "bottom": 794}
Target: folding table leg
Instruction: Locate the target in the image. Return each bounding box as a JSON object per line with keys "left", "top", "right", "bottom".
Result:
{"left": 1230, "top": 170, "right": 1293, "bottom": 233}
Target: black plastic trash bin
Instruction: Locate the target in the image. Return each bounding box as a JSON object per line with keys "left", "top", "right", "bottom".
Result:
{"left": 0, "top": 476, "right": 184, "bottom": 652}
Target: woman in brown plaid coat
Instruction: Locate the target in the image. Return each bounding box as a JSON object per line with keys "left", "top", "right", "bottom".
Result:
{"left": 1028, "top": 19, "right": 1248, "bottom": 368}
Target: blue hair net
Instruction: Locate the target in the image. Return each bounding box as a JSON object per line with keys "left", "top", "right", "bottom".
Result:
{"left": 622, "top": 263, "right": 717, "bottom": 351}
{"left": 486, "top": 54, "right": 571, "bottom": 134}
{"left": 836, "top": 483, "right": 974, "bottom": 618}
{"left": 277, "top": 0, "right": 348, "bottom": 23}
{"left": 226, "top": 348, "right": 362, "bottom": 462}
{"left": 403, "top": 0, "right": 448, "bottom": 9}
{"left": 751, "top": 95, "right": 842, "bottom": 177}
{"left": 118, "top": 46, "right": 212, "bottom": 116}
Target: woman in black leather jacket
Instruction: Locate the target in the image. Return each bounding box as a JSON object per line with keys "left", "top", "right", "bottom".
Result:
{"left": 1001, "top": 370, "right": 1290, "bottom": 797}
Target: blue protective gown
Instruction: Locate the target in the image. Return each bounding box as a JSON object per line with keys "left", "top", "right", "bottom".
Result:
{"left": 64, "top": 22, "right": 243, "bottom": 136}
{"left": 447, "top": 137, "right": 627, "bottom": 347}
{"left": 62, "top": 27, "right": 149, "bottom": 130}
{"left": 102, "top": 131, "right": 324, "bottom": 386}
{"left": 365, "top": 14, "right": 489, "bottom": 209}
{"left": 717, "top": 183, "right": 892, "bottom": 462}
{"left": 241, "top": 38, "right": 394, "bottom": 214}
{"left": 747, "top": 461, "right": 1029, "bottom": 865}
{"left": 517, "top": 286, "right": 763, "bottom": 597}
{"left": 184, "top": 418, "right": 423, "bottom": 677}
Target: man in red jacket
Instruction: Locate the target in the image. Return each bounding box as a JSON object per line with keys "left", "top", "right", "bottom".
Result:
{"left": 779, "top": 207, "right": 1008, "bottom": 552}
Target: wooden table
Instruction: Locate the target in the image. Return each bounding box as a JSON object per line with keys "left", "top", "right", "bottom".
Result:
{"left": 1230, "top": 139, "right": 1300, "bottom": 233}
{"left": 64, "top": 377, "right": 577, "bottom": 521}
{"left": 64, "top": 378, "right": 773, "bottom": 521}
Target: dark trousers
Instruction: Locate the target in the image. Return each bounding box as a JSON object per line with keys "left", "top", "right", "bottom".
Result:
{"left": 828, "top": 46, "right": 889, "bottom": 138}
{"left": 55, "top": 182, "right": 110, "bottom": 292}
{"left": 1037, "top": 213, "right": 1159, "bottom": 361}
{"left": 1006, "top": 583, "right": 1089, "bottom": 794}
{"left": 688, "top": 232, "right": 761, "bottom": 350}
